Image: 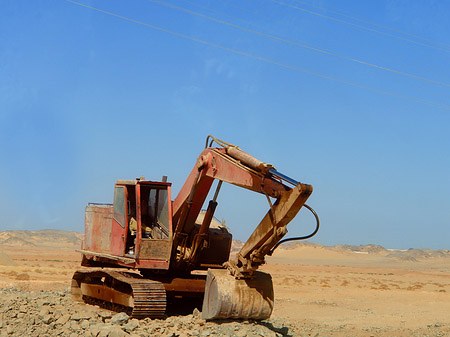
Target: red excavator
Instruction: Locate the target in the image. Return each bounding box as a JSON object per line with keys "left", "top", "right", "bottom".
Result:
{"left": 71, "top": 135, "right": 319, "bottom": 320}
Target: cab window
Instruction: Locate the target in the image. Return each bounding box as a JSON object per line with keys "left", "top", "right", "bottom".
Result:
{"left": 141, "top": 185, "right": 169, "bottom": 238}
{"left": 113, "top": 186, "right": 126, "bottom": 227}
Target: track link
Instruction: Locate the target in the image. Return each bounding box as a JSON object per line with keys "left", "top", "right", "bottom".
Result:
{"left": 72, "top": 269, "right": 166, "bottom": 319}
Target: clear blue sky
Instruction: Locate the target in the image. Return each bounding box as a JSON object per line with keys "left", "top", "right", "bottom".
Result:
{"left": 1, "top": 0, "right": 449, "bottom": 249}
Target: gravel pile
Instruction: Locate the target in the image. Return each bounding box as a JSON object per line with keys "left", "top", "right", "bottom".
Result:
{"left": 0, "top": 288, "right": 295, "bottom": 337}
{"left": 3, "top": 287, "right": 448, "bottom": 336}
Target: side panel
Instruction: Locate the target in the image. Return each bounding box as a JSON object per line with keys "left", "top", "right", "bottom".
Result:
{"left": 84, "top": 205, "right": 113, "bottom": 253}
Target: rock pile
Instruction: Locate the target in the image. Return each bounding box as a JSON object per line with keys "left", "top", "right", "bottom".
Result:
{"left": 0, "top": 288, "right": 295, "bottom": 337}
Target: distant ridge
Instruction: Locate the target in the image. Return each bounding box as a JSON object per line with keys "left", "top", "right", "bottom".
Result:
{"left": 0, "top": 230, "right": 83, "bottom": 248}
{"left": 275, "top": 241, "right": 450, "bottom": 261}
{"left": 1, "top": 230, "right": 449, "bottom": 262}
{"left": 385, "top": 248, "right": 450, "bottom": 262}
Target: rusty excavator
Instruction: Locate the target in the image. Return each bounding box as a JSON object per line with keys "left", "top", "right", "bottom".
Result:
{"left": 71, "top": 135, "right": 319, "bottom": 320}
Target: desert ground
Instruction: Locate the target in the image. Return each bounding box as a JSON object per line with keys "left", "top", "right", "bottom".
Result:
{"left": 1, "top": 231, "right": 450, "bottom": 336}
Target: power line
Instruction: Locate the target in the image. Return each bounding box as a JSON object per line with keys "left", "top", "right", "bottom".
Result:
{"left": 146, "top": 0, "right": 450, "bottom": 88}
{"left": 65, "top": 0, "right": 450, "bottom": 111}
{"left": 290, "top": 0, "right": 450, "bottom": 48}
{"left": 217, "top": 0, "right": 440, "bottom": 72}
{"left": 269, "top": 0, "right": 450, "bottom": 54}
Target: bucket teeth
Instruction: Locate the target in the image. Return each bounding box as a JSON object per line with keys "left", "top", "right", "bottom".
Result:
{"left": 202, "top": 269, "right": 274, "bottom": 320}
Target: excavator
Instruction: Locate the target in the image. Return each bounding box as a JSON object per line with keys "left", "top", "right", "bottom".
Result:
{"left": 71, "top": 135, "right": 319, "bottom": 320}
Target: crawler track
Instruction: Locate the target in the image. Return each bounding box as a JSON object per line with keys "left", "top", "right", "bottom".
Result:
{"left": 71, "top": 269, "right": 166, "bottom": 319}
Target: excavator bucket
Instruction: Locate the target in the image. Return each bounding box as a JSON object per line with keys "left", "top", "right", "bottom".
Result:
{"left": 201, "top": 269, "right": 274, "bottom": 320}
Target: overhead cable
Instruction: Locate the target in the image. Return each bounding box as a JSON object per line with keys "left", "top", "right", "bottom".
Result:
{"left": 146, "top": 0, "right": 450, "bottom": 88}
{"left": 290, "top": 0, "right": 450, "bottom": 48}
{"left": 66, "top": 0, "right": 450, "bottom": 111}
{"left": 269, "top": 0, "right": 450, "bottom": 53}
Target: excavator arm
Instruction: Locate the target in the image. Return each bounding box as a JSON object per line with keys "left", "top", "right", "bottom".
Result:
{"left": 173, "top": 143, "right": 313, "bottom": 275}
{"left": 172, "top": 137, "right": 313, "bottom": 275}
{"left": 171, "top": 137, "right": 316, "bottom": 320}
{"left": 231, "top": 181, "right": 312, "bottom": 276}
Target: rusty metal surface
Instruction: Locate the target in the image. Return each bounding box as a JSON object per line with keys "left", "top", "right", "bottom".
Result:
{"left": 226, "top": 146, "right": 273, "bottom": 174}
{"left": 139, "top": 239, "right": 171, "bottom": 260}
{"left": 171, "top": 147, "right": 294, "bottom": 269}
{"left": 173, "top": 147, "right": 290, "bottom": 229}
{"left": 159, "top": 277, "right": 205, "bottom": 294}
{"left": 202, "top": 269, "right": 274, "bottom": 320}
{"left": 77, "top": 249, "right": 135, "bottom": 264}
{"left": 196, "top": 225, "right": 232, "bottom": 266}
{"left": 81, "top": 253, "right": 170, "bottom": 270}
{"left": 84, "top": 205, "right": 113, "bottom": 253}
{"left": 80, "top": 282, "right": 134, "bottom": 307}
{"left": 71, "top": 269, "right": 166, "bottom": 319}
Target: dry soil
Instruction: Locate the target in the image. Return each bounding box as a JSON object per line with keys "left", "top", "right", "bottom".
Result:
{"left": 1, "top": 233, "right": 450, "bottom": 336}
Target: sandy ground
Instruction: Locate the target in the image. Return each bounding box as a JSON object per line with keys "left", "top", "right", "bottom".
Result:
{"left": 1, "top": 244, "right": 450, "bottom": 336}
{"left": 265, "top": 246, "right": 450, "bottom": 336}
{"left": 0, "top": 247, "right": 80, "bottom": 291}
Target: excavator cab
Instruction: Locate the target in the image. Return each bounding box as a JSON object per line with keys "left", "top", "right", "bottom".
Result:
{"left": 134, "top": 181, "right": 172, "bottom": 262}
{"left": 121, "top": 180, "right": 170, "bottom": 255}
{"left": 81, "top": 178, "right": 173, "bottom": 271}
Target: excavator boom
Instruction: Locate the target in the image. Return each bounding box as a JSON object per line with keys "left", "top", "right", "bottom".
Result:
{"left": 170, "top": 136, "right": 315, "bottom": 319}
{"left": 172, "top": 137, "right": 313, "bottom": 276}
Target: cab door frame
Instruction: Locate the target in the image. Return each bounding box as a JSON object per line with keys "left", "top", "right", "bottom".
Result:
{"left": 110, "top": 185, "right": 129, "bottom": 256}
{"left": 135, "top": 181, "right": 173, "bottom": 270}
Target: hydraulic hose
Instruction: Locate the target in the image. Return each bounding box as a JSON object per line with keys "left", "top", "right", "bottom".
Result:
{"left": 205, "top": 135, "right": 236, "bottom": 149}
{"left": 268, "top": 204, "right": 320, "bottom": 255}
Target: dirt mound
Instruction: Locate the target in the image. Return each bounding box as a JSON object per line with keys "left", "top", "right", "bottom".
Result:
{"left": 0, "top": 249, "right": 14, "bottom": 266}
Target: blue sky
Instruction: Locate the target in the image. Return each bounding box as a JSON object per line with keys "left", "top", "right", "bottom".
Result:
{"left": 1, "top": 0, "right": 449, "bottom": 249}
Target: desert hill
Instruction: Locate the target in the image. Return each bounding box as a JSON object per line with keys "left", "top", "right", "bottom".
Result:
{"left": 0, "top": 230, "right": 83, "bottom": 249}
{"left": 270, "top": 240, "right": 450, "bottom": 263}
